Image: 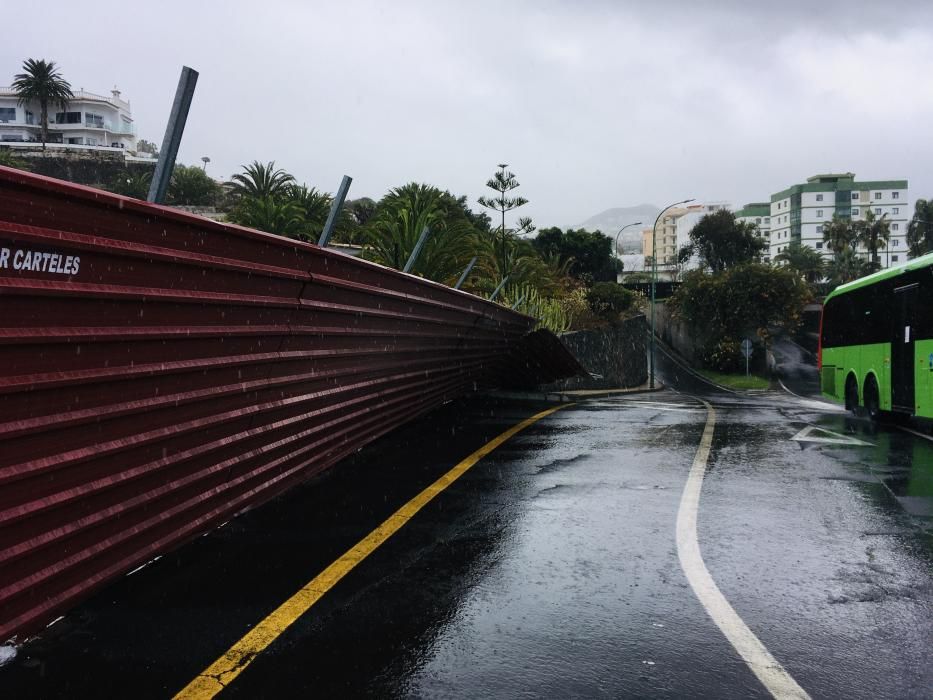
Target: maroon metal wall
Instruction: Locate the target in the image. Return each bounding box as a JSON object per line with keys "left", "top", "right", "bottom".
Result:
{"left": 0, "top": 166, "right": 581, "bottom": 643}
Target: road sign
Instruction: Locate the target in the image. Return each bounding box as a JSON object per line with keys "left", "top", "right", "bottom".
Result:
{"left": 740, "top": 339, "right": 753, "bottom": 358}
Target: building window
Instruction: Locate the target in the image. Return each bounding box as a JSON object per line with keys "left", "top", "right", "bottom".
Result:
{"left": 875, "top": 207, "right": 882, "bottom": 215}
{"left": 892, "top": 255, "right": 899, "bottom": 262}
{"left": 852, "top": 192, "right": 859, "bottom": 200}
{"left": 816, "top": 242, "right": 823, "bottom": 249}
{"left": 893, "top": 207, "right": 899, "bottom": 215}
{"left": 892, "top": 191, "right": 900, "bottom": 199}
{"left": 852, "top": 207, "right": 859, "bottom": 215}
{"left": 764, "top": 217, "right": 770, "bottom": 223}
{"left": 816, "top": 194, "right": 824, "bottom": 201}
{"left": 892, "top": 223, "right": 899, "bottom": 231}
{"left": 0, "top": 107, "right": 15, "bottom": 122}
{"left": 755, "top": 218, "right": 761, "bottom": 224}
{"left": 816, "top": 209, "right": 823, "bottom": 218}
{"left": 893, "top": 239, "right": 900, "bottom": 246}
{"left": 816, "top": 225, "right": 823, "bottom": 233}
{"left": 85, "top": 113, "right": 104, "bottom": 128}
{"left": 874, "top": 192, "right": 882, "bottom": 200}
{"left": 66, "top": 137, "right": 83, "bottom": 145}
{"left": 55, "top": 111, "right": 82, "bottom": 124}
{"left": 86, "top": 137, "right": 98, "bottom": 146}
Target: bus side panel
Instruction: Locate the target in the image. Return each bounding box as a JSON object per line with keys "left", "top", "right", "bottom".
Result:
{"left": 822, "top": 343, "right": 890, "bottom": 409}
{"left": 917, "top": 338, "right": 933, "bottom": 419}
{"left": 820, "top": 346, "right": 847, "bottom": 404}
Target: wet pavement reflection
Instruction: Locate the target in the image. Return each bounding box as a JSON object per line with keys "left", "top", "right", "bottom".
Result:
{"left": 1, "top": 347, "right": 931, "bottom": 699}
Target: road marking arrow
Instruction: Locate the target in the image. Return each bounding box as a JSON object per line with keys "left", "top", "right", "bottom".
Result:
{"left": 790, "top": 425, "right": 874, "bottom": 447}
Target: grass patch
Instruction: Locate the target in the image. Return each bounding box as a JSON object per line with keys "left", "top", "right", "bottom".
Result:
{"left": 697, "top": 369, "right": 770, "bottom": 390}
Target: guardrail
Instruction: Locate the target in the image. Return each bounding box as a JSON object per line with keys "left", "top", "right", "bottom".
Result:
{"left": 0, "top": 166, "right": 582, "bottom": 643}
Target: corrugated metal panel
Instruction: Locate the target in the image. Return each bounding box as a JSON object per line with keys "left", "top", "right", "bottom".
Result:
{"left": 0, "top": 166, "right": 582, "bottom": 642}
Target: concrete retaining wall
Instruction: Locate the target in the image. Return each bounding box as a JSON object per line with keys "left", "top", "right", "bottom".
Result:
{"left": 543, "top": 315, "right": 647, "bottom": 390}
{"left": 652, "top": 301, "right": 699, "bottom": 363}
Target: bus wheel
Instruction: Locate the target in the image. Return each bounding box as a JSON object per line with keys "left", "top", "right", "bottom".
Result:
{"left": 845, "top": 375, "right": 859, "bottom": 414}
{"left": 864, "top": 376, "right": 881, "bottom": 422}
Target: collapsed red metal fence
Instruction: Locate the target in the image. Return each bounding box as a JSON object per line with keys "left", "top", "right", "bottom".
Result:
{"left": 0, "top": 166, "right": 582, "bottom": 643}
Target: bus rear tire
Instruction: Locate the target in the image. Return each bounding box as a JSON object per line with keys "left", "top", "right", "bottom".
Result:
{"left": 864, "top": 375, "right": 881, "bottom": 422}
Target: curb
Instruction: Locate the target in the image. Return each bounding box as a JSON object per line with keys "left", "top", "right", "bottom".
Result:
{"left": 483, "top": 384, "right": 665, "bottom": 404}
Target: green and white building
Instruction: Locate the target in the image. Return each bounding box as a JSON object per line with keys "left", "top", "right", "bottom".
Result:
{"left": 769, "top": 173, "right": 909, "bottom": 268}
{"left": 734, "top": 202, "right": 772, "bottom": 263}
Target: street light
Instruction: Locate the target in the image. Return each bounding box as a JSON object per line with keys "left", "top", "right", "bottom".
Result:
{"left": 614, "top": 221, "right": 643, "bottom": 261}
{"left": 650, "top": 198, "right": 695, "bottom": 389}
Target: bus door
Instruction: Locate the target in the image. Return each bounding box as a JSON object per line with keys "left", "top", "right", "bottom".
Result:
{"left": 892, "top": 283, "right": 918, "bottom": 412}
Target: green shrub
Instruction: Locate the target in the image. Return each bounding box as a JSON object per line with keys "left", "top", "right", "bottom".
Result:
{"left": 585, "top": 282, "right": 635, "bottom": 321}
{"left": 700, "top": 337, "right": 743, "bottom": 373}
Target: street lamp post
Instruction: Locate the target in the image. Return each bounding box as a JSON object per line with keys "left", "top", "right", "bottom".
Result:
{"left": 614, "top": 221, "right": 643, "bottom": 269}
{"left": 650, "top": 198, "right": 695, "bottom": 389}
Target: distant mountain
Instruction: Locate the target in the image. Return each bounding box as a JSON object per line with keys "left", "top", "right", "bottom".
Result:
{"left": 577, "top": 204, "right": 661, "bottom": 253}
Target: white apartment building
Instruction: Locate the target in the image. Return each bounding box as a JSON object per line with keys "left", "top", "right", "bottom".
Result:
{"left": 734, "top": 203, "right": 772, "bottom": 263}
{"left": 770, "top": 173, "right": 909, "bottom": 268}
{"left": 0, "top": 86, "right": 137, "bottom": 152}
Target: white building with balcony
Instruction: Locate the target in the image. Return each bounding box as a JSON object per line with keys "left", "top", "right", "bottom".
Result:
{"left": 0, "top": 86, "right": 137, "bottom": 153}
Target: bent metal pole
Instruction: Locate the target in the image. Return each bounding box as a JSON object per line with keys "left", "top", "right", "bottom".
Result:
{"left": 148, "top": 66, "right": 199, "bottom": 204}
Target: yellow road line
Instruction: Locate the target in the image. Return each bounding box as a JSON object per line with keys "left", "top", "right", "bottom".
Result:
{"left": 174, "top": 403, "right": 571, "bottom": 699}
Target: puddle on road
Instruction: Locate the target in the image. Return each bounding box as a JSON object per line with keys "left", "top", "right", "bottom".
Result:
{"left": 804, "top": 414, "right": 933, "bottom": 519}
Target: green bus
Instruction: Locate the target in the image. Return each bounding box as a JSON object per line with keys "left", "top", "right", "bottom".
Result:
{"left": 819, "top": 252, "right": 933, "bottom": 419}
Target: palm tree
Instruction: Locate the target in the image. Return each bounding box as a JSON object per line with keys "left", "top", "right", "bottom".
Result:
{"left": 821, "top": 214, "right": 856, "bottom": 255}
{"left": 906, "top": 198, "right": 933, "bottom": 259}
{"left": 826, "top": 248, "right": 869, "bottom": 287}
{"left": 285, "top": 184, "right": 332, "bottom": 237}
{"left": 12, "top": 59, "right": 73, "bottom": 149}
{"left": 773, "top": 241, "right": 825, "bottom": 284}
{"left": 231, "top": 161, "right": 295, "bottom": 199}
{"left": 366, "top": 183, "right": 483, "bottom": 283}
{"left": 854, "top": 208, "right": 891, "bottom": 271}
{"left": 229, "top": 196, "right": 306, "bottom": 238}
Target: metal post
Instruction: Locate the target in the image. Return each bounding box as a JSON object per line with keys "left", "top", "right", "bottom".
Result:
{"left": 147, "top": 66, "right": 199, "bottom": 204}
{"left": 615, "top": 221, "right": 643, "bottom": 266}
{"left": 403, "top": 227, "right": 431, "bottom": 273}
{"left": 489, "top": 275, "right": 510, "bottom": 301}
{"left": 318, "top": 175, "right": 352, "bottom": 247}
{"left": 650, "top": 199, "right": 694, "bottom": 389}
{"left": 454, "top": 256, "right": 477, "bottom": 290}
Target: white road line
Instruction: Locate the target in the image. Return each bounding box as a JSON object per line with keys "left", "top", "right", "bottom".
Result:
{"left": 676, "top": 399, "right": 811, "bottom": 700}
{"left": 898, "top": 425, "right": 933, "bottom": 443}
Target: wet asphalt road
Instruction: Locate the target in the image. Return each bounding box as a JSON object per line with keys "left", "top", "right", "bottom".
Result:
{"left": 1, "top": 348, "right": 932, "bottom": 698}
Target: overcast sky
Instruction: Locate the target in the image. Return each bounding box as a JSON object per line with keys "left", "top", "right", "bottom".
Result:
{"left": 4, "top": 0, "right": 933, "bottom": 228}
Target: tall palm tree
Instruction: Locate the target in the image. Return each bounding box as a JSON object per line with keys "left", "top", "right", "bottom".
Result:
{"left": 821, "top": 214, "right": 856, "bottom": 255}
{"left": 854, "top": 208, "right": 891, "bottom": 271}
{"left": 12, "top": 59, "right": 73, "bottom": 149}
{"left": 230, "top": 161, "right": 295, "bottom": 199}
{"left": 906, "top": 198, "right": 933, "bottom": 259}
